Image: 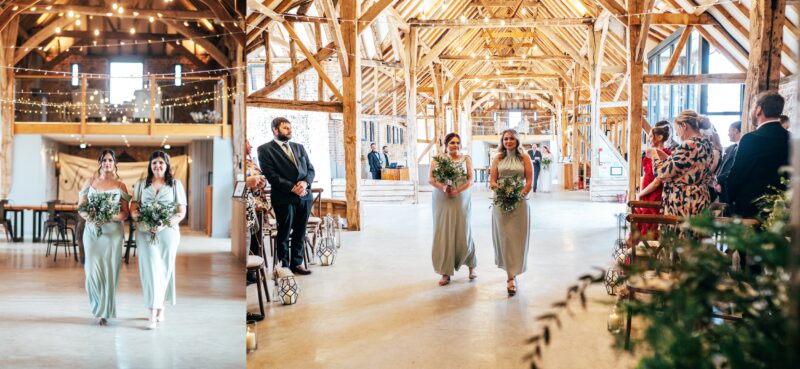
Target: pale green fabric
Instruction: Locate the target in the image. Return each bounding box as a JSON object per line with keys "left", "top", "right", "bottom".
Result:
{"left": 491, "top": 155, "right": 531, "bottom": 276}
{"left": 132, "top": 180, "right": 186, "bottom": 309}
{"left": 83, "top": 187, "right": 129, "bottom": 319}
{"left": 431, "top": 156, "right": 476, "bottom": 276}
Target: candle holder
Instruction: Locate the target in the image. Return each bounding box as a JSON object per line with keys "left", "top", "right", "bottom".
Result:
{"left": 607, "top": 303, "right": 624, "bottom": 334}
{"left": 246, "top": 320, "right": 257, "bottom": 353}
{"left": 316, "top": 236, "right": 337, "bottom": 266}
{"left": 277, "top": 274, "right": 300, "bottom": 305}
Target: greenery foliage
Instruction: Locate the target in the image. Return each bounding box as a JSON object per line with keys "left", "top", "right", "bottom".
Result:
{"left": 493, "top": 176, "right": 525, "bottom": 213}
{"left": 138, "top": 202, "right": 176, "bottom": 245}
{"left": 431, "top": 155, "right": 466, "bottom": 185}
{"left": 78, "top": 192, "right": 120, "bottom": 237}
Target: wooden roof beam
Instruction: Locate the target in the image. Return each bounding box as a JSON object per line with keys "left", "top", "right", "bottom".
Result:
{"left": 318, "top": 0, "right": 349, "bottom": 77}
{"left": 161, "top": 19, "right": 229, "bottom": 68}
{"left": 13, "top": 3, "right": 214, "bottom": 21}
{"left": 409, "top": 17, "right": 592, "bottom": 28}
{"left": 14, "top": 16, "right": 74, "bottom": 64}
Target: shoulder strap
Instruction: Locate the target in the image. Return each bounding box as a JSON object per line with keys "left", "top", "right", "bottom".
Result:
{"left": 138, "top": 181, "right": 143, "bottom": 202}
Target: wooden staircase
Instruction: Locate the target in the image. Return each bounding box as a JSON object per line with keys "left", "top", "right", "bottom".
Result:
{"left": 590, "top": 131, "right": 629, "bottom": 202}
{"left": 332, "top": 179, "right": 416, "bottom": 203}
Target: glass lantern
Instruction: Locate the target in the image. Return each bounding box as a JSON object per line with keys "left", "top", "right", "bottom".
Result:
{"left": 277, "top": 275, "right": 300, "bottom": 305}
{"left": 607, "top": 303, "right": 624, "bottom": 334}
{"left": 246, "top": 320, "right": 257, "bottom": 353}
{"left": 316, "top": 236, "right": 337, "bottom": 266}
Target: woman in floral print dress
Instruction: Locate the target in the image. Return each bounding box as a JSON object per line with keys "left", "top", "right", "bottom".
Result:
{"left": 650, "top": 110, "right": 718, "bottom": 218}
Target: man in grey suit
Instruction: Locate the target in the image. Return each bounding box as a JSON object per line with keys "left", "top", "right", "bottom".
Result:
{"left": 367, "top": 143, "right": 382, "bottom": 179}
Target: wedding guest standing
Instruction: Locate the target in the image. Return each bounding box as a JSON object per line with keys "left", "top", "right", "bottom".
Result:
{"left": 490, "top": 129, "right": 533, "bottom": 296}
{"left": 728, "top": 92, "right": 789, "bottom": 219}
{"left": 245, "top": 138, "right": 267, "bottom": 284}
{"left": 527, "top": 144, "right": 542, "bottom": 192}
{"left": 715, "top": 121, "right": 741, "bottom": 209}
{"left": 367, "top": 143, "right": 382, "bottom": 179}
{"left": 635, "top": 124, "right": 672, "bottom": 235}
{"left": 651, "top": 111, "right": 717, "bottom": 218}
{"left": 130, "top": 151, "right": 187, "bottom": 329}
{"left": 728, "top": 92, "right": 789, "bottom": 273}
{"left": 539, "top": 145, "right": 553, "bottom": 193}
{"left": 430, "top": 133, "right": 477, "bottom": 286}
{"left": 382, "top": 145, "right": 391, "bottom": 167}
{"left": 78, "top": 149, "right": 130, "bottom": 326}
{"left": 258, "top": 117, "right": 315, "bottom": 275}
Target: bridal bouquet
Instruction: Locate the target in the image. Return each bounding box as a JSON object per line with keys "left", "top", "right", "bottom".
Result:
{"left": 138, "top": 202, "right": 176, "bottom": 245}
{"left": 431, "top": 155, "right": 466, "bottom": 186}
{"left": 541, "top": 155, "right": 552, "bottom": 169}
{"left": 78, "top": 192, "right": 120, "bottom": 237}
{"left": 493, "top": 176, "right": 525, "bottom": 213}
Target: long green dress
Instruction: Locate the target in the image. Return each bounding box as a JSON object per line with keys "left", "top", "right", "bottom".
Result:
{"left": 82, "top": 187, "right": 130, "bottom": 319}
{"left": 133, "top": 180, "right": 187, "bottom": 309}
{"left": 431, "top": 155, "right": 477, "bottom": 276}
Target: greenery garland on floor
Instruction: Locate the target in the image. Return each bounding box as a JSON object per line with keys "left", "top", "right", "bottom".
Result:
{"left": 527, "top": 184, "right": 794, "bottom": 369}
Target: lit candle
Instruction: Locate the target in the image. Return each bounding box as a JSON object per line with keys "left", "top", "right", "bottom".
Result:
{"left": 246, "top": 331, "right": 256, "bottom": 351}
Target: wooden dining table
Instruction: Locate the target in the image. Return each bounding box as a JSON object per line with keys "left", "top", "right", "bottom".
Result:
{"left": 5, "top": 204, "right": 79, "bottom": 243}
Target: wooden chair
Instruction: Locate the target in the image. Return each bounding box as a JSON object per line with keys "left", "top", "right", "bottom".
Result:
{"left": 304, "top": 188, "right": 324, "bottom": 264}
{"left": 624, "top": 213, "right": 683, "bottom": 349}
{"left": 247, "top": 219, "right": 271, "bottom": 319}
{"left": 0, "top": 200, "right": 14, "bottom": 242}
{"left": 43, "top": 201, "right": 78, "bottom": 261}
{"left": 124, "top": 215, "right": 137, "bottom": 264}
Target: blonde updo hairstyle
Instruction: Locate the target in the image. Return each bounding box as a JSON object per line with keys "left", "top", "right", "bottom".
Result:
{"left": 674, "top": 110, "right": 711, "bottom": 136}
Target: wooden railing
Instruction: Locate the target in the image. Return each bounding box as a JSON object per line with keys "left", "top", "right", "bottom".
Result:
{"left": 11, "top": 74, "right": 230, "bottom": 137}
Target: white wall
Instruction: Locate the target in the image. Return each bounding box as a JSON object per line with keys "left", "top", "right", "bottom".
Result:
{"left": 8, "top": 135, "right": 59, "bottom": 236}
{"left": 246, "top": 107, "right": 332, "bottom": 196}
{"left": 212, "top": 137, "right": 233, "bottom": 238}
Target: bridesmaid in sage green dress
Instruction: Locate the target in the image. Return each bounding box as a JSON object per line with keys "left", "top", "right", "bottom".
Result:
{"left": 430, "top": 133, "right": 477, "bottom": 286}
{"left": 130, "top": 151, "right": 187, "bottom": 330}
{"left": 490, "top": 129, "right": 533, "bottom": 297}
{"left": 78, "top": 149, "right": 130, "bottom": 325}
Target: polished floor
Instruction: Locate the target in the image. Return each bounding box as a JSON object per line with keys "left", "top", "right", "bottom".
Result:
{"left": 0, "top": 230, "right": 244, "bottom": 369}
{"left": 248, "top": 190, "right": 638, "bottom": 369}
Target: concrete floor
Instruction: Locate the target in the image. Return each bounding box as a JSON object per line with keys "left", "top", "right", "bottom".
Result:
{"left": 0, "top": 230, "right": 244, "bottom": 369}
{"left": 248, "top": 190, "right": 639, "bottom": 369}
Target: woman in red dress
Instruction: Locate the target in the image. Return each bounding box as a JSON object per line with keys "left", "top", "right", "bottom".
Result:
{"left": 634, "top": 122, "right": 672, "bottom": 237}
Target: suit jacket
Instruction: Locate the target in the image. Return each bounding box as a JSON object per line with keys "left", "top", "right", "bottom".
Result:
{"left": 383, "top": 152, "right": 390, "bottom": 166}
{"left": 257, "top": 140, "right": 315, "bottom": 205}
{"left": 528, "top": 149, "right": 542, "bottom": 170}
{"left": 368, "top": 151, "right": 381, "bottom": 173}
{"left": 727, "top": 122, "right": 789, "bottom": 218}
{"left": 716, "top": 143, "right": 738, "bottom": 186}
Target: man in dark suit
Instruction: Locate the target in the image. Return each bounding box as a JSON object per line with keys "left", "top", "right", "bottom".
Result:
{"left": 367, "top": 143, "right": 381, "bottom": 179}
{"left": 257, "top": 117, "right": 315, "bottom": 275}
{"left": 527, "top": 144, "right": 542, "bottom": 192}
{"left": 727, "top": 91, "right": 789, "bottom": 220}
{"left": 715, "top": 121, "right": 741, "bottom": 209}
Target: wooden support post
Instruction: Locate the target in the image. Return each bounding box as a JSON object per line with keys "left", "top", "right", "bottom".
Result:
{"left": 741, "top": 0, "right": 786, "bottom": 134}
{"left": 315, "top": 22, "right": 324, "bottom": 101}
{"left": 341, "top": 0, "right": 362, "bottom": 230}
{"left": 0, "top": 19, "right": 18, "bottom": 199}
{"left": 80, "top": 77, "right": 88, "bottom": 138}
{"left": 406, "top": 27, "right": 420, "bottom": 203}
{"left": 263, "top": 32, "right": 271, "bottom": 86}
{"left": 289, "top": 39, "right": 299, "bottom": 101}
{"left": 560, "top": 78, "right": 568, "bottom": 156}
{"left": 627, "top": 0, "right": 645, "bottom": 199}
{"left": 452, "top": 83, "right": 460, "bottom": 135}
{"left": 571, "top": 66, "right": 581, "bottom": 190}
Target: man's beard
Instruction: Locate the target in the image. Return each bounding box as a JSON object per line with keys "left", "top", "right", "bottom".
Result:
{"left": 277, "top": 133, "right": 291, "bottom": 141}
